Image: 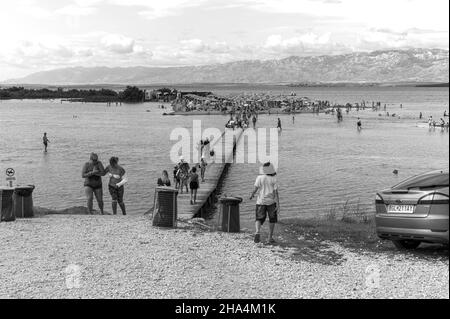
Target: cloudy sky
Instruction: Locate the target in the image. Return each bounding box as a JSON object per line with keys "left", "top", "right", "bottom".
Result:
{"left": 0, "top": 0, "right": 448, "bottom": 80}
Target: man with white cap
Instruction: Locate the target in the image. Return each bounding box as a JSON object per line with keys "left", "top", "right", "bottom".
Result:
{"left": 249, "top": 162, "right": 280, "bottom": 244}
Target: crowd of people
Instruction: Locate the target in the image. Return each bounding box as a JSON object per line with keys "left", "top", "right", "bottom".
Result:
{"left": 428, "top": 115, "right": 449, "bottom": 128}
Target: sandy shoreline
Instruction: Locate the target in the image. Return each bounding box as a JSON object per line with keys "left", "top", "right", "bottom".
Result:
{"left": 0, "top": 214, "right": 448, "bottom": 299}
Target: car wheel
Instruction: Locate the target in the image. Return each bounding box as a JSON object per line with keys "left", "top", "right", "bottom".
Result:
{"left": 392, "top": 240, "right": 421, "bottom": 250}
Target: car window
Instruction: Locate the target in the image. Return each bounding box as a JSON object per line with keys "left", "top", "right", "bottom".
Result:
{"left": 392, "top": 172, "right": 449, "bottom": 190}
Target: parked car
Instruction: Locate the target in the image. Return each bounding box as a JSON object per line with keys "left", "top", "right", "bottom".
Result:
{"left": 375, "top": 170, "right": 449, "bottom": 249}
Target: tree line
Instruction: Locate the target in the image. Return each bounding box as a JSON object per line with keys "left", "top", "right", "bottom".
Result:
{"left": 0, "top": 86, "right": 146, "bottom": 103}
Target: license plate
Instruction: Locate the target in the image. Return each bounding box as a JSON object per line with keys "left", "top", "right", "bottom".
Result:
{"left": 387, "top": 204, "right": 415, "bottom": 214}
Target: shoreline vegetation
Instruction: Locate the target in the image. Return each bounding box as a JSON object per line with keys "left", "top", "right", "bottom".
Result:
{"left": 1, "top": 85, "right": 382, "bottom": 115}
{"left": 0, "top": 86, "right": 146, "bottom": 103}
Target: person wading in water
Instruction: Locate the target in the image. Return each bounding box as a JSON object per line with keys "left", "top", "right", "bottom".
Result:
{"left": 357, "top": 118, "right": 362, "bottom": 131}
{"left": 43, "top": 133, "right": 50, "bottom": 152}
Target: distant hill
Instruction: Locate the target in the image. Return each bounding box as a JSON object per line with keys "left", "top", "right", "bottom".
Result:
{"left": 5, "top": 48, "right": 449, "bottom": 85}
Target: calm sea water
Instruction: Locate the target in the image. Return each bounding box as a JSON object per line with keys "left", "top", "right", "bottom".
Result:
{"left": 0, "top": 86, "right": 448, "bottom": 228}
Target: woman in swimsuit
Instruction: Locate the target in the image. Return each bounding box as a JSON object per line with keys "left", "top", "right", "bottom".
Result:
{"left": 105, "top": 157, "right": 127, "bottom": 215}
{"left": 81, "top": 153, "right": 106, "bottom": 215}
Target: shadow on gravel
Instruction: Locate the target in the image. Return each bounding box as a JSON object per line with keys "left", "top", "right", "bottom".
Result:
{"left": 274, "top": 228, "right": 346, "bottom": 266}
{"left": 276, "top": 218, "right": 449, "bottom": 263}
{"left": 393, "top": 244, "right": 449, "bottom": 260}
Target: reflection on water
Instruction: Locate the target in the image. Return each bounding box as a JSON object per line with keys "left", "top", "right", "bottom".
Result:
{"left": 0, "top": 87, "right": 448, "bottom": 227}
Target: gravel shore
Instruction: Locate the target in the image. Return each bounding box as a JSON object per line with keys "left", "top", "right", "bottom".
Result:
{"left": 0, "top": 215, "right": 448, "bottom": 299}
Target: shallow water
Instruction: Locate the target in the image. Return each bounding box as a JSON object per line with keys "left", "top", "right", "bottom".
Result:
{"left": 0, "top": 87, "right": 448, "bottom": 229}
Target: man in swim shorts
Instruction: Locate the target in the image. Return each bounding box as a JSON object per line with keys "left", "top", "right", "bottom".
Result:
{"left": 82, "top": 153, "right": 106, "bottom": 215}
{"left": 250, "top": 162, "right": 280, "bottom": 244}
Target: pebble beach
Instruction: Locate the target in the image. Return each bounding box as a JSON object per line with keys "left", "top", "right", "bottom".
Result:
{"left": 0, "top": 214, "right": 448, "bottom": 299}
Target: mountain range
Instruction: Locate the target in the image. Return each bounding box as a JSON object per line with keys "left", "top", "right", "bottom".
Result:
{"left": 5, "top": 48, "right": 449, "bottom": 85}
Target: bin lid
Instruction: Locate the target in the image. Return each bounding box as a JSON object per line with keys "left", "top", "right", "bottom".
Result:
{"left": 155, "top": 186, "right": 179, "bottom": 194}
{"left": 219, "top": 196, "right": 243, "bottom": 204}
{"left": 14, "top": 185, "right": 35, "bottom": 191}
{"left": 0, "top": 186, "right": 15, "bottom": 191}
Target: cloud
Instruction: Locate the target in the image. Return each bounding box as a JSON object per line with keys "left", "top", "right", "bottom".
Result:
{"left": 0, "top": 0, "right": 52, "bottom": 19}
{"left": 235, "top": 0, "right": 449, "bottom": 31}
{"left": 101, "top": 34, "right": 136, "bottom": 54}
{"left": 180, "top": 39, "right": 207, "bottom": 53}
{"left": 107, "top": 0, "right": 208, "bottom": 19}
{"left": 56, "top": 4, "right": 98, "bottom": 16}
{"left": 357, "top": 28, "right": 449, "bottom": 51}
{"left": 262, "top": 33, "right": 352, "bottom": 57}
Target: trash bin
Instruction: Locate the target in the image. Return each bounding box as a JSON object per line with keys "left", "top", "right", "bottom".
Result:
{"left": 220, "top": 197, "right": 243, "bottom": 233}
{"left": 152, "top": 187, "right": 178, "bottom": 228}
{"left": 13, "top": 185, "right": 35, "bottom": 218}
{"left": 0, "top": 186, "right": 15, "bottom": 222}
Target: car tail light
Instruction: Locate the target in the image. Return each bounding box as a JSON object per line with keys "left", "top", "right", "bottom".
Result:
{"left": 375, "top": 193, "right": 384, "bottom": 204}
{"left": 418, "top": 193, "right": 449, "bottom": 205}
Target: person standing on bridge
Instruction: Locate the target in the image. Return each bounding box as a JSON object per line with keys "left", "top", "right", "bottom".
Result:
{"left": 249, "top": 162, "right": 280, "bottom": 244}
{"left": 189, "top": 167, "right": 199, "bottom": 205}
{"left": 199, "top": 156, "right": 207, "bottom": 182}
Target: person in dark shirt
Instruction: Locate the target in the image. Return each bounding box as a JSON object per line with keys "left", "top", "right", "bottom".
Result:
{"left": 81, "top": 153, "right": 106, "bottom": 215}
{"left": 189, "top": 167, "right": 199, "bottom": 205}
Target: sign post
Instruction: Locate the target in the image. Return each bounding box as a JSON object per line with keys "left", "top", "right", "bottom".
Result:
{"left": 6, "top": 168, "right": 15, "bottom": 188}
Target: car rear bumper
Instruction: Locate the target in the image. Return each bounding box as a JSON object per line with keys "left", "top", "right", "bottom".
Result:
{"left": 376, "top": 225, "right": 449, "bottom": 244}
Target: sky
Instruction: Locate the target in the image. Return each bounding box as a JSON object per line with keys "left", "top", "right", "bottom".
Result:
{"left": 0, "top": 0, "right": 448, "bottom": 80}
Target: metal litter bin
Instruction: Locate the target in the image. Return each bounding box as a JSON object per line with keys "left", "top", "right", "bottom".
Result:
{"left": 0, "top": 186, "right": 15, "bottom": 222}
{"left": 220, "top": 197, "right": 243, "bottom": 233}
{"left": 13, "top": 185, "right": 35, "bottom": 218}
{"left": 152, "top": 187, "right": 179, "bottom": 228}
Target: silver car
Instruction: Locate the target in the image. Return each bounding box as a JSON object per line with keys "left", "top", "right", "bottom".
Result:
{"left": 375, "top": 170, "right": 449, "bottom": 249}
